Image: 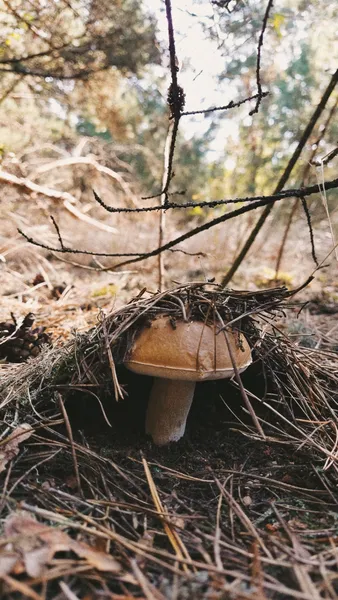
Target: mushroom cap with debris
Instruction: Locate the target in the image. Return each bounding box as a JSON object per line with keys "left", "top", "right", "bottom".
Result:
{"left": 126, "top": 315, "right": 252, "bottom": 381}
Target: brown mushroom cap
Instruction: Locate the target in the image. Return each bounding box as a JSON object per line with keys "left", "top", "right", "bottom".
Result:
{"left": 125, "top": 316, "right": 252, "bottom": 445}
{"left": 126, "top": 316, "right": 252, "bottom": 380}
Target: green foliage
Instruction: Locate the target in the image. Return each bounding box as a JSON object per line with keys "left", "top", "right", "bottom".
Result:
{"left": 1, "top": 0, "right": 337, "bottom": 226}
{"left": 207, "top": 0, "right": 338, "bottom": 206}
{"left": 0, "top": 0, "right": 161, "bottom": 156}
{"left": 0, "top": 0, "right": 160, "bottom": 80}
{"left": 76, "top": 120, "right": 112, "bottom": 141}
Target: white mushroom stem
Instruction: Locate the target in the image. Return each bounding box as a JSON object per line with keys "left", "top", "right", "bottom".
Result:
{"left": 145, "top": 379, "right": 196, "bottom": 446}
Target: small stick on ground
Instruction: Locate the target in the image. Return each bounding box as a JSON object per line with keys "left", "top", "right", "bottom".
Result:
{"left": 57, "top": 392, "right": 83, "bottom": 498}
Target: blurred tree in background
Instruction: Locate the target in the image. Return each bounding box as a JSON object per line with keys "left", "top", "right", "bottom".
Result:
{"left": 207, "top": 0, "right": 338, "bottom": 206}
{"left": 0, "top": 0, "right": 215, "bottom": 199}
{"left": 0, "top": 0, "right": 159, "bottom": 148}
{"left": 0, "top": 0, "right": 337, "bottom": 236}
{"left": 0, "top": 0, "right": 159, "bottom": 79}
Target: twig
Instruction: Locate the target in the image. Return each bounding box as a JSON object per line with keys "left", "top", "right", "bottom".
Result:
{"left": 159, "top": 0, "right": 185, "bottom": 205}
{"left": 249, "top": 0, "right": 273, "bottom": 116}
{"left": 165, "top": 0, "right": 179, "bottom": 103}
{"left": 130, "top": 559, "right": 165, "bottom": 600}
{"left": 92, "top": 177, "right": 338, "bottom": 214}
{"left": 316, "top": 162, "right": 338, "bottom": 261}
{"left": 0, "top": 74, "right": 24, "bottom": 105}
{"left": 0, "top": 168, "right": 76, "bottom": 203}
{"left": 50, "top": 216, "right": 65, "bottom": 251}
{"left": 158, "top": 121, "right": 174, "bottom": 290}
{"left": 311, "top": 146, "right": 338, "bottom": 166}
{"left": 300, "top": 197, "right": 318, "bottom": 267}
{"left": 0, "top": 168, "right": 118, "bottom": 234}
{"left": 250, "top": 541, "right": 268, "bottom": 600}
{"left": 19, "top": 178, "right": 338, "bottom": 268}
{"left": 18, "top": 228, "right": 143, "bottom": 257}
{"left": 142, "top": 457, "right": 192, "bottom": 574}
{"left": 3, "top": 0, "right": 49, "bottom": 41}
{"left": 1, "top": 575, "right": 43, "bottom": 600}
{"left": 222, "top": 67, "right": 338, "bottom": 287}
{"left": 30, "top": 155, "right": 138, "bottom": 205}
{"left": 181, "top": 91, "right": 269, "bottom": 117}
{"left": 214, "top": 477, "right": 272, "bottom": 557}
{"left": 214, "top": 480, "right": 225, "bottom": 570}
{"left": 57, "top": 392, "right": 83, "bottom": 498}
{"left": 0, "top": 63, "right": 112, "bottom": 81}
{"left": 216, "top": 311, "right": 265, "bottom": 439}
{"left": 102, "top": 319, "right": 124, "bottom": 401}
{"left": 0, "top": 41, "right": 74, "bottom": 66}
{"left": 169, "top": 248, "right": 206, "bottom": 257}
{"left": 59, "top": 582, "right": 81, "bottom": 600}
{"left": 273, "top": 199, "right": 298, "bottom": 277}
{"left": 63, "top": 200, "right": 119, "bottom": 234}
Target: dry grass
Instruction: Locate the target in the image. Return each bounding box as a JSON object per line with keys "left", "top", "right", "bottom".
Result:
{"left": 1, "top": 281, "right": 338, "bottom": 599}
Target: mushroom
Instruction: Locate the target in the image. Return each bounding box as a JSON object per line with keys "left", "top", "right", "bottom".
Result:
{"left": 125, "top": 316, "right": 252, "bottom": 445}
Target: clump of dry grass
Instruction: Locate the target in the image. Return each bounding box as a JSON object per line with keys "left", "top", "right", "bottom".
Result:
{"left": 1, "top": 281, "right": 338, "bottom": 599}
{"left": 1, "top": 281, "right": 337, "bottom": 454}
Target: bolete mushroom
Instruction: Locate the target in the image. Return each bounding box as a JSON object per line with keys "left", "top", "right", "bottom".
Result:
{"left": 125, "top": 316, "right": 252, "bottom": 445}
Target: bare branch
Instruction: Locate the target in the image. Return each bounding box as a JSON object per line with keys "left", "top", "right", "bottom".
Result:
{"left": 19, "top": 177, "right": 338, "bottom": 268}
{"left": 0, "top": 169, "right": 118, "bottom": 234}
{"left": 93, "top": 177, "right": 338, "bottom": 214}
{"left": 0, "top": 64, "right": 112, "bottom": 81}
{"left": 158, "top": 121, "right": 175, "bottom": 290}
{"left": 30, "top": 156, "right": 138, "bottom": 206}
{"left": 50, "top": 216, "right": 65, "bottom": 251}
{"left": 311, "top": 146, "right": 338, "bottom": 167}
{"left": 101, "top": 177, "right": 338, "bottom": 272}
{"left": 249, "top": 0, "right": 273, "bottom": 116}
{"left": 274, "top": 97, "right": 338, "bottom": 274}
{"left": 221, "top": 67, "right": 338, "bottom": 287}
{"left": 159, "top": 0, "right": 185, "bottom": 205}
{"left": 181, "top": 91, "right": 269, "bottom": 117}
{"left": 0, "top": 75, "right": 24, "bottom": 106}
{"left": 0, "top": 42, "right": 72, "bottom": 65}
{"left": 18, "top": 229, "right": 140, "bottom": 258}
{"left": 300, "top": 197, "right": 318, "bottom": 267}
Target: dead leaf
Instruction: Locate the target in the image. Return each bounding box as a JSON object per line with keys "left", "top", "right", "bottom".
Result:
{"left": 0, "top": 424, "right": 33, "bottom": 474}
{"left": 0, "top": 553, "right": 17, "bottom": 577}
{"left": 65, "top": 474, "right": 79, "bottom": 489}
{"left": 171, "top": 516, "right": 185, "bottom": 530}
{"left": 288, "top": 518, "right": 308, "bottom": 531}
{"left": 1, "top": 512, "right": 121, "bottom": 578}
{"left": 71, "top": 541, "right": 121, "bottom": 572}
{"left": 23, "top": 546, "right": 51, "bottom": 578}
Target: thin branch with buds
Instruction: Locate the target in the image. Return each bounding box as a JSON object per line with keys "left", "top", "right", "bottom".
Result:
{"left": 181, "top": 91, "right": 269, "bottom": 117}
{"left": 92, "top": 177, "right": 338, "bottom": 214}
{"left": 249, "top": 0, "right": 273, "bottom": 116}
{"left": 18, "top": 176, "right": 338, "bottom": 269}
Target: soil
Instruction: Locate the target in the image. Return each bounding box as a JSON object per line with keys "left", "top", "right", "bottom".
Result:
{"left": 1, "top": 229, "right": 338, "bottom": 598}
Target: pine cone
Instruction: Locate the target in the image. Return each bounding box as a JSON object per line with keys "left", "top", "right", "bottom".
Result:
{"left": 0, "top": 313, "right": 51, "bottom": 363}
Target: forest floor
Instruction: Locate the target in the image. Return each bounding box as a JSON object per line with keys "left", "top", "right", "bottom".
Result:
{"left": 1, "top": 196, "right": 338, "bottom": 599}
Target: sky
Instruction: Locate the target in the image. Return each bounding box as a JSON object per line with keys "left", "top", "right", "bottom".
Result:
{"left": 147, "top": 0, "right": 241, "bottom": 158}
{"left": 146, "top": 0, "right": 338, "bottom": 163}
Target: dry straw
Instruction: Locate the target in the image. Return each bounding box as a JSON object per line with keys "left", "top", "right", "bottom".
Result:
{"left": 1, "top": 281, "right": 338, "bottom": 599}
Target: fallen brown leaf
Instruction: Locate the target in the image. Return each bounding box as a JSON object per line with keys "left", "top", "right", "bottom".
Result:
{"left": 0, "top": 553, "right": 18, "bottom": 577}
{"left": 1, "top": 511, "right": 121, "bottom": 578}
{"left": 287, "top": 518, "right": 308, "bottom": 531}
{"left": 0, "top": 424, "right": 33, "bottom": 474}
